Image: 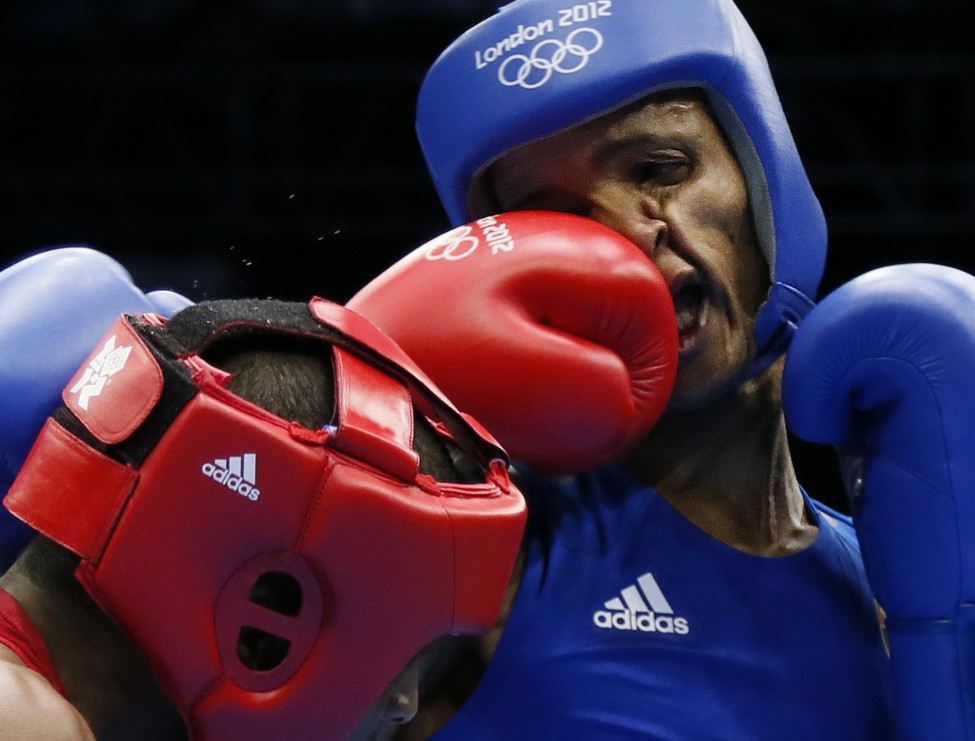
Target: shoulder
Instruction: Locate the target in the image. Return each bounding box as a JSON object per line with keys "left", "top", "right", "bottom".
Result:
{"left": 810, "top": 498, "right": 854, "bottom": 533}
{"left": 809, "top": 497, "right": 865, "bottom": 561}
{"left": 0, "top": 649, "right": 96, "bottom": 741}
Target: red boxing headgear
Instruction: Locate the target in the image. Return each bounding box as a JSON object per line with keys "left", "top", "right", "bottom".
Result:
{"left": 4, "top": 298, "right": 526, "bottom": 740}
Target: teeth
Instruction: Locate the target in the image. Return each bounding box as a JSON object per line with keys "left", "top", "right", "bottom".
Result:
{"left": 677, "top": 307, "right": 695, "bottom": 333}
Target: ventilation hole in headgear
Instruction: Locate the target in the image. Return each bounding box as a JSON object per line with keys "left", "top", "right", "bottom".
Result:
{"left": 236, "top": 571, "right": 305, "bottom": 671}
{"left": 248, "top": 571, "right": 303, "bottom": 616}
{"left": 237, "top": 627, "right": 292, "bottom": 671}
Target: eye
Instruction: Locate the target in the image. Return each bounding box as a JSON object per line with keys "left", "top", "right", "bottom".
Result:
{"left": 629, "top": 156, "right": 690, "bottom": 186}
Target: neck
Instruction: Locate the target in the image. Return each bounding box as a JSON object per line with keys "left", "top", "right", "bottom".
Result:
{"left": 623, "top": 364, "right": 817, "bottom": 557}
{"left": 0, "top": 561, "right": 187, "bottom": 740}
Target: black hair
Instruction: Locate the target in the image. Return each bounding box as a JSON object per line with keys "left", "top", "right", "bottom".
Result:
{"left": 199, "top": 323, "right": 468, "bottom": 483}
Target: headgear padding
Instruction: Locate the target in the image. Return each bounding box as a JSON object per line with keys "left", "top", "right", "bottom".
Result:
{"left": 416, "top": 0, "right": 826, "bottom": 373}
{"left": 4, "top": 298, "right": 526, "bottom": 740}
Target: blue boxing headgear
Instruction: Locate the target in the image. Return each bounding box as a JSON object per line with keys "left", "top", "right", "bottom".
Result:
{"left": 415, "top": 0, "right": 827, "bottom": 374}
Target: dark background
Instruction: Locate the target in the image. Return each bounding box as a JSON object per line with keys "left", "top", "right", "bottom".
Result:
{"left": 1, "top": 0, "right": 973, "bottom": 511}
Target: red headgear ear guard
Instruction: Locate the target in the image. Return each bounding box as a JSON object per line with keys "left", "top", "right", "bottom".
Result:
{"left": 4, "top": 297, "right": 526, "bottom": 740}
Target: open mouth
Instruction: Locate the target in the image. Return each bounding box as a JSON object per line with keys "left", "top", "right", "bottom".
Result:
{"left": 670, "top": 274, "right": 706, "bottom": 352}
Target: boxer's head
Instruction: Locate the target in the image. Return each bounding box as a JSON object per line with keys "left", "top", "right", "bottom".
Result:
{"left": 416, "top": 0, "right": 825, "bottom": 376}
{"left": 4, "top": 298, "right": 526, "bottom": 740}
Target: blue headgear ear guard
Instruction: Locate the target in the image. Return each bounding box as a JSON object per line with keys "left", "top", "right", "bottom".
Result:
{"left": 415, "top": 0, "right": 826, "bottom": 374}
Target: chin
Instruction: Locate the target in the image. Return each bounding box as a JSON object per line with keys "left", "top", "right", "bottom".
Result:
{"left": 667, "top": 356, "right": 756, "bottom": 412}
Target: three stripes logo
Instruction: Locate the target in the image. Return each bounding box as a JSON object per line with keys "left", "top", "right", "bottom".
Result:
{"left": 202, "top": 453, "right": 261, "bottom": 501}
{"left": 593, "top": 572, "right": 690, "bottom": 635}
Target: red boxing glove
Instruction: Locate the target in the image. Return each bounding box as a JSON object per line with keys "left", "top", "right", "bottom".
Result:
{"left": 348, "top": 211, "right": 679, "bottom": 475}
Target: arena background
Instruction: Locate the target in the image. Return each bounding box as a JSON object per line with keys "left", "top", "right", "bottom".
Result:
{"left": 1, "top": 0, "right": 972, "bottom": 512}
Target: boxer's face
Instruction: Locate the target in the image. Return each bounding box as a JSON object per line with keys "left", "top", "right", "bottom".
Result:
{"left": 348, "top": 664, "right": 418, "bottom": 741}
{"left": 479, "top": 90, "right": 768, "bottom": 408}
{"left": 348, "top": 642, "right": 442, "bottom": 741}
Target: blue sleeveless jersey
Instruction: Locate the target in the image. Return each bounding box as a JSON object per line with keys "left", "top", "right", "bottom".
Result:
{"left": 432, "top": 465, "right": 893, "bottom": 740}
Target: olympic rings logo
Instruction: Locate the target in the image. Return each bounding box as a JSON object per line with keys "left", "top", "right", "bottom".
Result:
{"left": 497, "top": 28, "right": 603, "bottom": 89}
{"left": 424, "top": 225, "right": 480, "bottom": 261}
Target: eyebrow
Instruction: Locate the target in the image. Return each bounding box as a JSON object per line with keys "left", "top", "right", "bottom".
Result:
{"left": 592, "top": 134, "right": 672, "bottom": 168}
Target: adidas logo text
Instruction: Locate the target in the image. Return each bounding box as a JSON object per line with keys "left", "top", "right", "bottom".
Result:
{"left": 592, "top": 610, "right": 689, "bottom": 634}
{"left": 202, "top": 453, "right": 261, "bottom": 501}
{"left": 593, "top": 572, "right": 690, "bottom": 635}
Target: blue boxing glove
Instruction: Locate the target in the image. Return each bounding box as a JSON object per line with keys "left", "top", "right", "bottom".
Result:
{"left": 783, "top": 263, "right": 975, "bottom": 741}
{"left": 0, "top": 246, "right": 193, "bottom": 569}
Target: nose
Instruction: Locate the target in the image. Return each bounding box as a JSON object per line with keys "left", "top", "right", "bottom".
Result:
{"left": 589, "top": 202, "right": 669, "bottom": 260}
{"left": 381, "top": 664, "right": 420, "bottom": 725}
